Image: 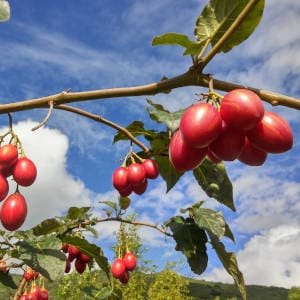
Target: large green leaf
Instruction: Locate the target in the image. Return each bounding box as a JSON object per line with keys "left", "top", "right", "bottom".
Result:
{"left": 32, "top": 218, "right": 68, "bottom": 236}
{"left": 152, "top": 33, "right": 203, "bottom": 55}
{"left": 147, "top": 99, "right": 184, "bottom": 132}
{"left": 193, "top": 159, "right": 235, "bottom": 211}
{"left": 59, "top": 235, "right": 110, "bottom": 280}
{"left": 210, "top": 236, "right": 246, "bottom": 300}
{"left": 113, "top": 121, "right": 156, "bottom": 143}
{"left": 195, "top": 0, "right": 265, "bottom": 53}
{"left": 155, "top": 155, "right": 183, "bottom": 192}
{"left": 67, "top": 206, "right": 91, "bottom": 220}
{"left": 191, "top": 207, "right": 226, "bottom": 239}
{"left": 0, "top": 272, "right": 17, "bottom": 289}
{"left": 165, "top": 216, "right": 208, "bottom": 275}
{"left": 0, "top": 0, "right": 10, "bottom": 22}
{"left": 18, "top": 235, "right": 66, "bottom": 281}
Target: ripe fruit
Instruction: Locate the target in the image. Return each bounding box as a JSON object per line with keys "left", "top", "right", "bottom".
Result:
{"left": 169, "top": 130, "right": 207, "bottom": 172}
{"left": 0, "top": 259, "right": 7, "bottom": 273}
{"left": 132, "top": 180, "right": 147, "bottom": 195}
{"left": 78, "top": 252, "right": 91, "bottom": 263}
{"left": 112, "top": 167, "right": 129, "bottom": 191}
{"left": 13, "top": 157, "right": 37, "bottom": 186}
{"left": 111, "top": 259, "right": 126, "bottom": 278}
{"left": 142, "top": 159, "right": 159, "bottom": 179}
{"left": 68, "top": 245, "right": 80, "bottom": 258}
{"left": 127, "top": 163, "right": 146, "bottom": 186}
{"left": 23, "top": 268, "right": 34, "bottom": 281}
{"left": 220, "top": 89, "right": 264, "bottom": 130}
{"left": 30, "top": 284, "right": 41, "bottom": 300}
{"left": 20, "top": 293, "right": 30, "bottom": 300}
{"left": 61, "top": 243, "right": 68, "bottom": 253}
{"left": 209, "top": 122, "right": 245, "bottom": 161}
{"left": 119, "top": 184, "right": 132, "bottom": 197}
{"left": 75, "top": 258, "right": 86, "bottom": 274}
{"left": 238, "top": 137, "right": 267, "bottom": 166}
{"left": 40, "top": 288, "right": 49, "bottom": 300}
{"left": 0, "top": 193, "right": 27, "bottom": 231}
{"left": 123, "top": 252, "right": 137, "bottom": 271}
{"left": 0, "top": 144, "right": 18, "bottom": 167}
{"left": 0, "top": 164, "right": 13, "bottom": 178}
{"left": 180, "top": 103, "right": 222, "bottom": 148}
{"left": 119, "top": 270, "right": 130, "bottom": 284}
{"left": 247, "top": 111, "right": 293, "bottom": 153}
{"left": 0, "top": 174, "right": 9, "bottom": 201}
{"left": 65, "top": 259, "right": 71, "bottom": 273}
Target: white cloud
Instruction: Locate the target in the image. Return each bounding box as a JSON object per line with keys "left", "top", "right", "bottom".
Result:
{"left": 205, "top": 225, "right": 300, "bottom": 288}
{"left": 0, "top": 120, "right": 93, "bottom": 230}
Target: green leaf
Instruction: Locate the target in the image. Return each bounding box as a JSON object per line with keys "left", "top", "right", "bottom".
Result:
{"left": 67, "top": 206, "right": 91, "bottom": 220}
{"left": 195, "top": 0, "right": 265, "bottom": 53}
{"left": 147, "top": 99, "right": 184, "bottom": 132}
{"left": 165, "top": 216, "right": 208, "bottom": 275}
{"left": 99, "top": 201, "right": 117, "bottom": 211}
{"left": 113, "top": 121, "right": 156, "bottom": 143}
{"left": 32, "top": 218, "right": 67, "bottom": 236}
{"left": 18, "top": 235, "right": 66, "bottom": 281}
{"left": 224, "top": 223, "right": 235, "bottom": 242}
{"left": 119, "top": 196, "right": 131, "bottom": 210}
{"left": 193, "top": 159, "right": 235, "bottom": 211}
{"left": 191, "top": 207, "right": 226, "bottom": 239}
{"left": 0, "top": 272, "right": 17, "bottom": 289}
{"left": 152, "top": 33, "right": 203, "bottom": 55}
{"left": 210, "top": 236, "right": 246, "bottom": 300}
{"left": 155, "top": 155, "right": 183, "bottom": 192}
{"left": 0, "top": 0, "right": 10, "bottom": 22}
{"left": 59, "top": 235, "right": 111, "bottom": 280}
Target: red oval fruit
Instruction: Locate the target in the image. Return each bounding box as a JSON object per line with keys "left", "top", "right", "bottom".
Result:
{"left": 123, "top": 252, "right": 137, "bottom": 271}
{"left": 247, "top": 111, "right": 293, "bottom": 153}
{"left": 238, "top": 137, "right": 267, "bottom": 166}
{"left": 127, "top": 163, "right": 146, "bottom": 186}
{"left": 111, "top": 258, "right": 126, "bottom": 278}
{"left": 119, "top": 184, "right": 132, "bottom": 197}
{"left": 132, "top": 180, "right": 147, "bottom": 195}
{"left": 32, "top": 270, "right": 39, "bottom": 280}
{"left": 68, "top": 245, "right": 80, "bottom": 258}
{"left": 13, "top": 157, "right": 37, "bottom": 187}
{"left": 220, "top": 89, "right": 265, "bottom": 131}
{"left": 40, "top": 288, "right": 49, "bottom": 300}
{"left": 0, "top": 174, "right": 9, "bottom": 202}
{"left": 61, "top": 243, "right": 68, "bottom": 253}
{"left": 209, "top": 122, "right": 245, "bottom": 161}
{"left": 75, "top": 258, "right": 86, "bottom": 274}
{"left": 112, "top": 167, "right": 129, "bottom": 191}
{"left": 30, "top": 285, "right": 41, "bottom": 300}
{"left": 20, "top": 294, "right": 30, "bottom": 300}
{"left": 0, "top": 193, "right": 27, "bottom": 231}
{"left": 169, "top": 131, "right": 207, "bottom": 172}
{"left": 23, "top": 268, "right": 34, "bottom": 281}
{"left": 0, "top": 144, "right": 18, "bottom": 167}
{"left": 119, "top": 270, "right": 130, "bottom": 284}
{"left": 65, "top": 259, "right": 71, "bottom": 273}
{"left": 0, "top": 259, "right": 7, "bottom": 273}
{"left": 78, "top": 252, "right": 91, "bottom": 263}
{"left": 142, "top": 159, "right": 159, "bottom": 179}
{"left": 207, "top": 149, "right": 222, "bottom": 164}
{"left": 0, "top": 164, "right": 14, "bottom": 178}
{"left": 180, "top": 103, "right": 222, "bottom": 148}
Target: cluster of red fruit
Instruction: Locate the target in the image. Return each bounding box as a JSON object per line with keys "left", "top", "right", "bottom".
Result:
{"left": 111, "top": 252, "right": 137, "bottom": 284}
{"left": 169, "top": 89, "right": 293, "bottom": 171}
{"left": 61, "top": 243, "right": 91, "bottom": 274}
{"left": 0, "top": 143, "right": 37, "bottom": 231}
{"left": 20, "top": 268, "right": 48, "bottom": 300}
{"left": 112, "top": 158, "right": 159, "bottom": 197}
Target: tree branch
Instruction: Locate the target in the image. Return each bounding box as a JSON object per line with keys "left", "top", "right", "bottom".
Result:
{"left": 199, "top": 0, "right": 261, "bottom": 70}
{"left": 0, "top": 69, "right": 299, "bottom": 114}
{"left": 56, "top": 104, "right": 150, "bottom": 153}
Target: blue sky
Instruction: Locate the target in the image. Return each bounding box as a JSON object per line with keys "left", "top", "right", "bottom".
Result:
{"left": 0, "top": 0, "right": 300, "bottom": 288}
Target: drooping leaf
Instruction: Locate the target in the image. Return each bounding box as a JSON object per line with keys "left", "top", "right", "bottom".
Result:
{"left": 194, "top": 0, "right": 265, "bottom": 53}
{"left": 152, "top": 32, "right": 203, "bottom": 55}
{"left": 224, "top": 223, "right": 235, "bottom": 242}
{"left": 32, "top": 218, "right": 67, "bottom": 236}
{"left": 0, "top": 272, "right": 17, "bottom": 289}
{"left": 0, "top": 0, "right": 10, "bottom": 22}
{"left": 18, "top": 235, "right": 66, "bottom": 281}
{"left": 191, "top": 207, "right": 226, "bottom": 239}
{"left": 67, "top": 206, "right": 91, "bottom": 220}
{"left": 59, "top": 235, "right": 110, "bottom": 280}
{"left": 113, "top": 121, "right": 156, "bottom": 143}
{"left": 210, "top": 236, "right": 246, "bottom": 300}
{"left": 155, "top": 155, "right": 183, "bottom": 192}
{"left": 147, "top": 99, "right": 185, "bottom": 132}
{"left": 99, "top": 201, "right": 117, "bottom": 211}
{"left": 193, "top": 159, "right": 235, "bottom": 211}
{"left": 165, "top": 216, "right": 208, "bottom": 275}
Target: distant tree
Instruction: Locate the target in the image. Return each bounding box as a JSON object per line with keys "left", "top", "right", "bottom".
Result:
{"left": 288, "top": 287, "right": 300, "bottom": 300}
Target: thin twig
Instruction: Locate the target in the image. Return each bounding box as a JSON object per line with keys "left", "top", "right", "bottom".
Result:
{"left": 56, "top": 104, "right": 150, "bottom": 153}
{"left": 13, "top": 277, "right": 27, "bottom": 300}
{"left": 31, "top": 101, "right": 54, "bottom": 131}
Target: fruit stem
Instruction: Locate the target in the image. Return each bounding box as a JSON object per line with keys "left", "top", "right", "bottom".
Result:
{"left": 132, "top": 151, "right": 144, "bottom": 162}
